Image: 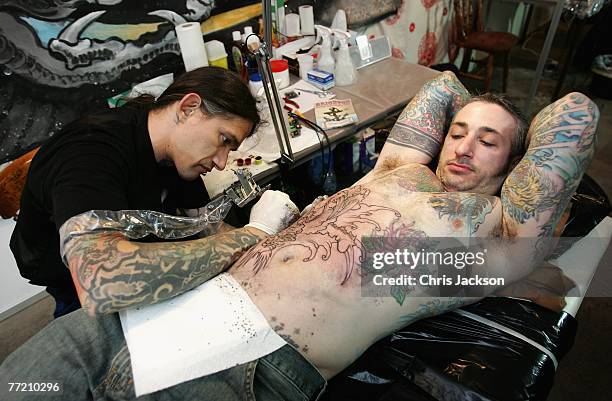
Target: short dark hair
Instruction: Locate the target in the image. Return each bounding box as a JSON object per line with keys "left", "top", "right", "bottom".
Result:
{"left": 466, "top": 93, "right": 528, "bottom": 160}
{"left": 127, "top": 67, "right": 261, "bottom": 136}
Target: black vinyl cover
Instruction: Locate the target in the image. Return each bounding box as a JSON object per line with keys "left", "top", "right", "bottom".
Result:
{"left": 323, "top": 298, "right": 577, "bottom": 401}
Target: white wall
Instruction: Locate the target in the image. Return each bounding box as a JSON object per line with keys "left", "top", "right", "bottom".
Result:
{"left": 0, "top": 218, "right": 45, "bottom": 319}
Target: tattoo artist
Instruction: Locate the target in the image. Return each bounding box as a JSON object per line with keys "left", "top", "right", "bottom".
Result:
{"left": 10, "top": 67, "right": 300, "bottom": 318}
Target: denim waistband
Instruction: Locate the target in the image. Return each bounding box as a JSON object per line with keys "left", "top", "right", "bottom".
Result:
{"left": 258, "top": 344, "right": 327, "bottom": 401}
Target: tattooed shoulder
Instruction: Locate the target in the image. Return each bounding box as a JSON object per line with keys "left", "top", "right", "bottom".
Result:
{"left": 391, "top": 164, "right": 444, "bottom": 193}
{"left": 428, "top": 193, "right": 498, "bottom": 234}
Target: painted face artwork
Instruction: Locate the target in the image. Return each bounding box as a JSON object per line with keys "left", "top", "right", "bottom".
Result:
{"left": 436, "top": 101, "right": 518, "bottom": 195}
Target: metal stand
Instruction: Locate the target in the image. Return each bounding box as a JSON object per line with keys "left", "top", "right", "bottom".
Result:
{"left": 245, "top": 0, "right": 294, "bottom": 164}
{"left": 247, "top": 39, "right": 294, "bottom": 164}
{"left": 521, "top": 0, "right": 565, "bottom": 115}
{"left": 262, "top": 0, "right": 273, "bottom": 59}
{"left": 491, "top": 0, "right": 565, "bottom": 115}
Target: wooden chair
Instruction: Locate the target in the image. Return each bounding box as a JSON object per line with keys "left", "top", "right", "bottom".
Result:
{"left": 453, "top": 0, "right": 518, "bottom": 92}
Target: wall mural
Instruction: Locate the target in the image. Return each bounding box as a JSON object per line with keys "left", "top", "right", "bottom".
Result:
{"left": 0, "top": 0, "right": 446, "bottom": 165}
{"left": 0, "top": 0, "right": 260, "bottom": 164}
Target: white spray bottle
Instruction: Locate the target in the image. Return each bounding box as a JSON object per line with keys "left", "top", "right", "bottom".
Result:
{"left": 332, "top": 29, "right": 357, "bottom": 86}
{"left": 314, "top": 25, "right": 335, "bottom": 75}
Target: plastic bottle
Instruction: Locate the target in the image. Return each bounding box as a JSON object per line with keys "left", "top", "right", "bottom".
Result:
{"left": 231, "top": 30, "right": 247, "bottom": 81}
{"left": 269, "top": 0, "right": 284, "bottom": 46}
{"left": 332, "top": 29, "right": 357, "bottom": 86}
{"left": 241, "top": 26, "right": 253, "bottom": 43}
{"left": 258, "top": 16, "right": 279, "bottom": 48}
{"left": 331, "top": 10, "right": 348, "bottom": 32}
{"left": 248, "top": 72, "right": 263, "bottom": 98}
{"left": 242, "top": 26, "right": 259, "bottom": 78}
{"left": 330, "top": 10, "right": 347, "bottom": 49}
{"left": 314, "top": 25, "right": 335, "bottom": 75}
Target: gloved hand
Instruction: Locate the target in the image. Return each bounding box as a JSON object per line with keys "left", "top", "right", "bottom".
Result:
{"left": 246, "top": 190, "right": 300, "bottom": 235}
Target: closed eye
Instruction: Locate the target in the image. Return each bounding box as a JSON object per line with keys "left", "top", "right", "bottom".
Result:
{"left": 480, "top": 140, "right": 495, "bottom": 147}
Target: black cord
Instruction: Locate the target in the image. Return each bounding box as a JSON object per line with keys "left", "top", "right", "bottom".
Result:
{"left": 289, "top": 112, "right": 331, "bottom": 174}
{"left": 288, "top": 112, "right": 332, "bottom": 187}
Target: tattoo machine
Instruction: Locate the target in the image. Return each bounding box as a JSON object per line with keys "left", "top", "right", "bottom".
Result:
{"left": 58, "top": 170, "right": 269, "bottom": 259}
{"left": 218, "top": 168, "right": 269, "bottom": 208}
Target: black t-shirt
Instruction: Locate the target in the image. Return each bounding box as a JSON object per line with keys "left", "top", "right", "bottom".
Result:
{"left": 9, "top": 106, "right": 210, "bottom": 291}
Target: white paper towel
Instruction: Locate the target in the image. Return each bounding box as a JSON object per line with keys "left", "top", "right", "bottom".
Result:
{"left": 276, "top": 6, "right": 286, "bottom": 38}
{"left": 120, "top": 273, "right": 287, "bottom": 397}
{"left": 285, "top": 13, "right": 300, "bottom": 37}
{"left": 175, "top": 22, "right": 208, "bottom": 71}
{"left": 299, "top": 5, "right": 315, "bottom": 35}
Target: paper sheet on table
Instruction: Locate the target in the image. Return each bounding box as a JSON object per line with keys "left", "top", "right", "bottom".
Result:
{"left": 239, "top": 124, "right": 322, "bottom": 162}
{"left": 119, "top": 273, "right": 286, "bottom": 397}
{"left": 280, "top": 79, "right": 336, "bottom": 113}
{"left": 203, "top": 124, "right": 323, "bottom": 197}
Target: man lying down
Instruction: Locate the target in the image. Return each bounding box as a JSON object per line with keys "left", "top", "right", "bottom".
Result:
{"left": 0, "top": 72, "right": 599, "bottom": 401}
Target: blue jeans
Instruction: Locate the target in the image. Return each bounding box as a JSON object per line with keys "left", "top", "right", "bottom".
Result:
{"left": 0, "top": 310, "right": 327, "bottom": 400}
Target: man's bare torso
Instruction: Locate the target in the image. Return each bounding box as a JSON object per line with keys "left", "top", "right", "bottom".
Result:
{"left": 230, "top": 163, "right": 503, "bottom": 378}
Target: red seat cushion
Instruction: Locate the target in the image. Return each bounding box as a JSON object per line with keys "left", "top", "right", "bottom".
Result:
{"left": 460, "top": 31, "right": 518, "bottom": 53}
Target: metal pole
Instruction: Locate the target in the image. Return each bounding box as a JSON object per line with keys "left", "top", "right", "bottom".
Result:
{"left": 246, "top": 31, "right": 294, "bottom": 164}
{"left": 262, "top": 0, "right": 273, "bottom": 58}
{"left": 523, "top": 0, "right": 564, "bottom": 115}
{"left": 254, "top": 51, "right": 284, "bottom": 156}
{"left": 253, "top": 46, "right": 294, "bottom": 162}
{"left": 248, "top": 3, "right": 295, "bottom": 164}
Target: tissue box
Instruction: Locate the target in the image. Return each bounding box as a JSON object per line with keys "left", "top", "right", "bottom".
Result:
{"left": 307, "top": 69, "right": 334, "bottom": 83}
{"left": 307, "top": 69, "right": 335, "bottom": 90}
{"left": 307, "top": 78, "right": 335, "bottom": 91}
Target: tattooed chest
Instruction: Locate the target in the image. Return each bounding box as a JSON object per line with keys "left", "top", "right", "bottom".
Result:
{"left": 232, "top": 184, "right": 500, "bottom": 288}
{"left": 374, "top": 164, "right": 444, "bottom": 194}
{"left": 366, "top": 166, "right": 501, "bottom": 236}
{"left": 231, "top": 185, "right": 402, "bottom": 283}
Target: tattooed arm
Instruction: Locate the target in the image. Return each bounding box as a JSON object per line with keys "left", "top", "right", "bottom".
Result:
{"left": 63, "top": 226, "right": 267, "bottom": 315}
{"left": 377, "top": 71, "right": 470, "bottom": 168}
{"left": 499, "top": 92, "right": 598, "bottom": 269}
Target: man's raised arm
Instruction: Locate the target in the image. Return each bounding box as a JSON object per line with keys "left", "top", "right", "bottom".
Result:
{"left": 500, "top": 92, "right": 599, "bottom": 260}
{"left": 377, "top": 71, "right": 471, "bottom": 168}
